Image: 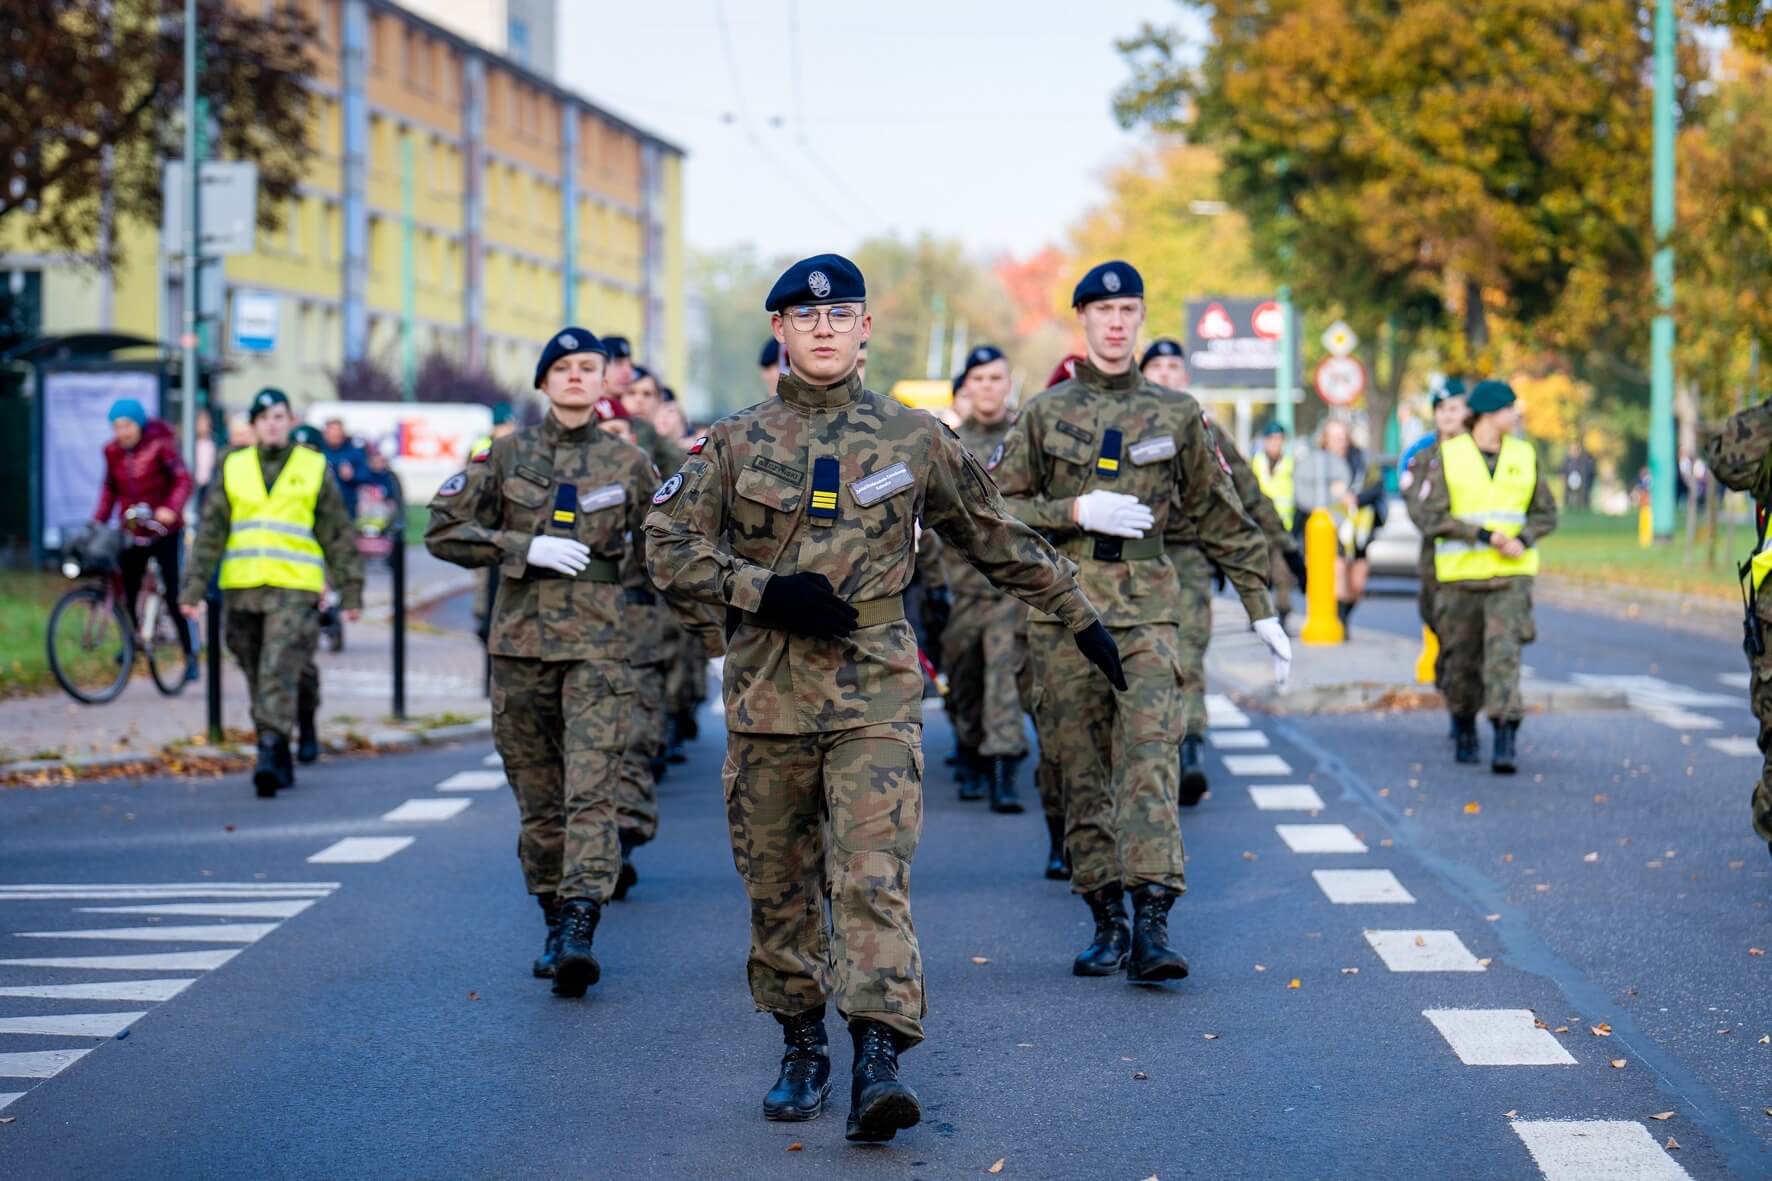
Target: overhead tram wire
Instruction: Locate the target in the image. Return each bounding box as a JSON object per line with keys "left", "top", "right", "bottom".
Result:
{"left": 782, "top": 0, "right": 892, "bottom": 229}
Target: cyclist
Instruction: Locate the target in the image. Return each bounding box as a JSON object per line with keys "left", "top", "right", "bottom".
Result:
{"left": 95, "top": 397, "right": 197, "bottom": 682}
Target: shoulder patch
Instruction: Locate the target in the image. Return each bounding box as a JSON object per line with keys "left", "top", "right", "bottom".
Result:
{"left": 437, "top": 471, "right": 467, "bottom": 497}
{"left": 688, "top": 435, "right": 709, "bottom": 456}
{"left": 652, "top": 473, "right": 685, "bottom": 505}
{"left": 987, "top": 441, "right": 1005, "bottom": 470}
{"left": 471, "top": 447, "right": 490, "bottom": 463}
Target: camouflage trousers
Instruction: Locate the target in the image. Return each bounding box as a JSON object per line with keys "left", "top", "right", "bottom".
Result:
{"left": 1437, "top": 578, "right": 1535, "bottom": 721}
{"left": 1750, "top": 620, "right": 1772, "bottom": 844}
{"left": 1028, "top": 621, "right": 1187, "bottom": 896}
{"left": 490, "top": 655, "right": 630, "bottom": 902}
{"left": 940, "top": 592, "right": 1029, "bottom": 758}
{"left": 723, "top": 721, "right": 926, "bottom": 1047}
{"left": 223, "top": 595, "right": 320, "bottom": 739}
{"left": 1016, "top": 633, "right": 1064, "bottom": 821}
{"left": 617, "top": 659, "right": 664, "bottom": 846}
{"left": 665, "top": 622, "right": 709, "bottom": 715}
{"left": 1169, "top": 545, "right": 1215, "bottom": 741}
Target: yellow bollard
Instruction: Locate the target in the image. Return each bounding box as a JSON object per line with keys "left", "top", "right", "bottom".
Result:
{"left": 1415, "top": 626, "right": 1439, "bottom": 685}
{"left": 1637, "top": 501, "right": 1653, "bottom": 548}
{"left": 1299, "top": 508, "right": 1345, "bottom": 645}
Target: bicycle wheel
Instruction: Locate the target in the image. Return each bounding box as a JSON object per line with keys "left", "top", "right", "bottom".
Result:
{"left": 143, "top": 595, "right": 190, "bottom": 697}
{"left": 47, "top": 586, "right": 134, "bottom": 704}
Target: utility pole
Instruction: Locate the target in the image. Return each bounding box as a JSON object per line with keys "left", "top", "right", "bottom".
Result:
{"left": 1274, "top": 285, "right": 1295, "bottom": 435}
{"left": 1649, "top": 0, "right": 1677, "bottom": 538}
{"left": 180, "top": 0, "right": 199, "bottom": 461}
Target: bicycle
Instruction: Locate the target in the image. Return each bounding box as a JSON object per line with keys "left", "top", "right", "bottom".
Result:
{"left": 48, "top": 505, "right": 193, "bottom": 704}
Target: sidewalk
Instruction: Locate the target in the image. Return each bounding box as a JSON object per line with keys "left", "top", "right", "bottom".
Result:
{"left": 1205, "top": 597, "right": 1629, "bottom": 716}
{"left": 0, "top": 545, "right": 486, "bottom": 778}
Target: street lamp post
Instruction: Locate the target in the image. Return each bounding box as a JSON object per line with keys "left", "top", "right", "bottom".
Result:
{"left": 1649, "top": 0, "right": 1677, "bottom": 538}
{"left": 180, "top": 0, "right": 199, "bottom": 461}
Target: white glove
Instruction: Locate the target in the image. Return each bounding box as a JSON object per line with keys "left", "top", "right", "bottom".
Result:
{"left": 1072, "top": 490, "right": 1154, "bottom": 539}
{"left": 527, "top": 535, "right": 591, "bottom": 576}
{"left": 1252, "top": 616, "right": 1292, "bottom": 689}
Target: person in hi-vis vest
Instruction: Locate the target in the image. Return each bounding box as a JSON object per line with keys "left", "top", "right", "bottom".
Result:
{"left": 180, "top": 388, "right": 364, "bottom": 798}
{"left": 1413, "top": 380, "right": 1556, "bottom": 774}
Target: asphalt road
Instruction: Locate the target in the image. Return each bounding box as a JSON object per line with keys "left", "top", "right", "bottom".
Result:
{"left": 0, "top": 592, "right": 1767, "bottom": 1179}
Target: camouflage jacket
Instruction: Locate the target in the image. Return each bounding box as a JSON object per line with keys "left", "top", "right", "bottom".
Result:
{"left": 1413, "top": 435, "right": 1558, "bottom": 588}
{"left": 178, "top": 442, "right": 364, "bottom": 612}
{"left": 945, "top": 415, "right": 1018, "bottom": 601}
{"left": 1705, "top": 400, "right": 1772, "bottom": 502}
{"left": 1403, "top": 437, "right": 1441, "bottom": 571}
{"left": 991, "top": 360, "right": 1274, "bottom": 625}
{"left": 1167, "top": 423, "right": 1292, "bottom": 551}
{"left": 631, "top": 417, "right": 687, "bottom": 485}
{"left": 644, "top": 370, "right": 1097, "bottom": 735}
{"left": 425, "top": 411, "right": 693, "bottom": 663}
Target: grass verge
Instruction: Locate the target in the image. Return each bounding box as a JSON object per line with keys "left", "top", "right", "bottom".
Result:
{"left": 1540, "top": 510, "right": 1745, "bottom": 603}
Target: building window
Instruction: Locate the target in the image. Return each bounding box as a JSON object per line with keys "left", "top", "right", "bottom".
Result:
{"left": 508, "top": 18, "right": 531, "bottom": 69}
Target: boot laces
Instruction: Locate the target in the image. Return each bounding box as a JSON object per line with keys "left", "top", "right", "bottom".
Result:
{"left": 855, "top": 1025, "right": 898, "bottom": 1084}
{"left": 560, "top": 903, "right": 598, "bottom": 941}
{"left": 782, "top": 1019, "right": 826, "bottom": 1063}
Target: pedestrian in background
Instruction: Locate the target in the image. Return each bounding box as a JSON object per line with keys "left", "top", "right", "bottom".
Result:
{"left": 96, "top": 397, "right": 197, "bottom": 683}
{"left": 319, "top": 417, "right": 368, "bottom": 518}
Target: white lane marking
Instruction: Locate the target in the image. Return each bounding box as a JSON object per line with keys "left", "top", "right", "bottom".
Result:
{"left": 0, "top": 1092, "right": 22, "bottom": 1112}
{"left": 307, "top": 837, "right": 415, "bottom": 864}
{"left": 381, "top": 798, "right": 473, "bottom": 823}
{"left": 1639, "top": 707, "right": 1723, "bottom": 732}
{"left": 0, "top": 979, "right": 196, "bottom": 1002}
{"left": 1314, "top": 869, "right": 1415, "bottom": 904}
{"left": 1512, "top": 1120, "right": 1693, "bottom": 1181}
{"left": 1249, "top": 785, "right": 1325, "bottom": 811}
{"left": 1423, "top": 1009, "right": 1576, "bottom": 1066}
{"left": 481, "top": 752, "right": 502, "bottom": 767}
{"left": 78, "top": 900, "right": 317, "bottom": 919}
{"left": 1275, "top": 824, "right": 1367, "bottom": 854}
{"left": 16, "top": 923, "right": 276, "bottom": 944}
{"left": 1706, "top": 736, "right": 1760, "bottom": 758}
{"left": 0, "top": 1049, "right": 93, "bottom": 1079}
{"left": 1364, "top": 930, "right": 1485, "bottom": 972}
{"left": 1205, "top": 694, "right": 1248, "bottom": 727}
{"left": 436, "top": 771, "right": 505, "bottom": 792}
{"left": 1224, "top": 754, "right": 1293, "bottom": 777}
{"left": 1207, "top": 730, "right": 1269, "bottom": 750}
{"left": 0, "top": 1012, "right": 146, "bottom": 1038}
{"left": 0, "top": 950, "right": 240, "bottom": 971}
{"left": 0, "top": 883, "right": 336, "bottom": 902}
{"left": 1570, "top": 674, "right": 1737, "bottom": 709}
{"left": 1717, "top": 672, "right": 1751, "bottom": 690}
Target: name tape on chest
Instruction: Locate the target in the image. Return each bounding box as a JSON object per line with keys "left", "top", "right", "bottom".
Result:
{"left": 849, "top": 461, "right": 915, "bottom": 507}
{"left": 1096, "top": 428, "right": 1123, "bottom": 479}
{"left": 515, "top": 463, "right": 550, "bottom": 489}
{"left": 1055, "top": 419, "right": 1094, "bottom": 446}
{"left": 750, "top": 456, "right": 805, "bottom": 486}
{"left": 579, "top": 482, "right": 627, "bottom": 513}
{"left": 1128, "top": 434, "right": 1176, "bottom": 465}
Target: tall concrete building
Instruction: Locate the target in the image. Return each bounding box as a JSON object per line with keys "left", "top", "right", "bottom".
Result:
{"left": 398, "top": 0, "right": 558, "bottom": 78}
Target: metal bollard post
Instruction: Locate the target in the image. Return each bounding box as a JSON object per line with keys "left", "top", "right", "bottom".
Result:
{"left": 391, "top": 527, "right": 406, "bottom": 720}
{"left": 1299, "top": 508, "right": 1345, "bottom": 645}
{"left": 1415, "top": 625, "right": 1439, "bottom": 685}
{"left": 205, "top": 593, "right": 224, "bottom": 743}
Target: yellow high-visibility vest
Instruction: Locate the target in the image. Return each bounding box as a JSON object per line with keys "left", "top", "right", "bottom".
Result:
{"left": 220, "top": 446, "right": 328, "bottom": 593}
{"left": 1752, "top": 539, "right": 1772, "bottom": 592}
{"left": 1253, "top": 452, "right": 1296, "bottom": 531}
{"left": 1434, "top": 433, "right": 1541, "bottom": 582}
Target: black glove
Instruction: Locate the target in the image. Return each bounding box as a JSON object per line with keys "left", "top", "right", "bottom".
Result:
{"left": 922, "top": 586, "right": 951, "bottom": 646}
{"left": 756, "top": 572, "right": 858, "bottom": 639}
{"left": 1283, "top": 548, "right": 1308, "bottom": 590}
{"left": 1072, "top": 620, "right": 1128, "bottom": 691}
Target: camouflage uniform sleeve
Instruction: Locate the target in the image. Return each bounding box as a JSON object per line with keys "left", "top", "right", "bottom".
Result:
{"left": 643, "top": 429, "right": 776, "bottom": 613}
{"left": 1217, "top": 428, "right": 1288, "bottom": 543}
{"left": 1704, "top": 400, "right": 1772, "bottom": 500}
{"left": 423, "top": 445, "right": 533, "bottom": 578}
{"left": 916, "top": 527, "right": 948, "bottom": 590}
{"left": 992, "top": 402, "right": 1077, "bottom": 532}
{"left": 1178, "top": 412, "right": 1274, "bottom": 621}
{"left": 1519, "top": 466, "right": 1559, "bottom": 548}
{"left": 629, "top": 449, "right": 723, "bottom": 646}
{"left": 1402, "top": 446, "right": 1438, "bottom": 530}
{"left": 177, "top": 473, "right": 233, "bottom": 606}
{"left": 313, "top": 469, "right": 366, "bottom": 610}
{"left": 922, "top": 423, "right": 1097, "bottom": 631}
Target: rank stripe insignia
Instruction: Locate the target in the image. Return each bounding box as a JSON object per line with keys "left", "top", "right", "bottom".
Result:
{"left": 552, "top": 509, "right": 575, "bottom": 524}
{"left": 809, "top": 456, "right": 841, "bottom": 521}
{"left": 1096, "top": 428, "right": 1123, "bottom": 479}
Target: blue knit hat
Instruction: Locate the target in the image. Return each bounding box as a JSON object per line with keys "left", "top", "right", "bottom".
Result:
{"left": 108, "top": 398, "right": 147, "bottom": 427}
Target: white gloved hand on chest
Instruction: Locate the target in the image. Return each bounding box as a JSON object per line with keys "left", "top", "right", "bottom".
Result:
{"left": 1072, "top": 490, "right": 1154, "bottom": 539}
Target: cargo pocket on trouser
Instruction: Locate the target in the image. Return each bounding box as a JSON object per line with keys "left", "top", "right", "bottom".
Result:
{"left": 557, "top": 662, "right": 631, "bottom": 901}
{"left": 1114, "top": 626, "right": 1187, "bottom": 892}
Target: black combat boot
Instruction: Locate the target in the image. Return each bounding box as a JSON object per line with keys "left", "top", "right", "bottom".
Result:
{"left": 613, "top": 831, "right": 640, "bottom": 901}
{"left": 677, "top": 707, "right": 699, "bottom": 743}
{"left": 987, "top": 756, "right": 1025, "bottom": 814}
{"left": 1126, "top": 884, "right": 1190, "bottom": 983}
{"left": 253, "top": 732, "right": 283, "bottom": 799}
{"left": 1447, "top": 714, "right": 1458, "bottom": 741}
{"left": 1179, "top": 736, "right": 1209, "bottom": 807}
{"left": 1043, "top": 814, "right": 1071, "bottom": 881}
{"left": 532, "top": 893, "right": 563, "bottom": 979}
{"left": 844, "top": 1021, "right": 921, "bottom": 1142}
{"left": 956, "top": 746, "right": 985, "bottom": 801}
{"left": 1072, "top": 885, "right": 1131, "bottom": 977}
{"left": 296, "top": 708, "right": 320, "bottom": 764}
{"left": 1453, "top": 716, "right": 1480, "bottom": 764}
{"left": 763, "top": 1007, "right": 831, "bottom": 1122}
{"left": 1491, "top": 719, "right": 1518, "bottom": 775}
{"left": 663, "top": 712, "right": 686, "bottom": 765}
{"left": 551, "top": 899, "right": 601, "bottom": 998}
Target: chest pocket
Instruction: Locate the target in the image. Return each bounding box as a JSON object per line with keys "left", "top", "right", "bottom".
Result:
{"left": 1041, "top": 423, "right": 1096, "bottom": 497}
{"left": 730, "top": 463, "right": 803, "bottom": 555}
{"left": 848, "top": 460, "right": 918, "bottom": 560}
{"left": 501, "top": 475, "right": 550, "bottom": 532}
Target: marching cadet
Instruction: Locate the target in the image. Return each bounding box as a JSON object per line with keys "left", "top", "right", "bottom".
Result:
{"left": 1141, "top": 337, "right": 1188, "bottom": 390}
{"left": 179, "top": 389, "right": 364, "bottom": 797}
{"left": 1400, "top": 378, "right": 1470, "bottom": 707}
{"left": 645, "top": 254, "right": 1121, "bottom": 1142}
{"left": 426, "top": 328, "right": 708, "bottom": 998}
{"left": 941, "top": 344, "right": 1032, "bottom": 814}
{"left": 1702, "top": 398, "right": 1772, "bottom": 861}
{"left": 1415, "top": 379, "right": 1556, "bottom": 773}
{"left": 993, "top": 261, "right": 1290, "bottom": 983}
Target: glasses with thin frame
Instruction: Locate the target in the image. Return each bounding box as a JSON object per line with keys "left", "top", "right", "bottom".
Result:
{"left": 783, "top": 305, "right": 862, "bottom": 333}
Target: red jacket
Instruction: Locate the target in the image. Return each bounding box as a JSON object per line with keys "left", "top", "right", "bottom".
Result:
{"left": 95, "top": 420, "right": 193, "bottom": 523}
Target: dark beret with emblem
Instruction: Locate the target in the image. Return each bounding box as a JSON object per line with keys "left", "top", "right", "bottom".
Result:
{"left": 1071, "top": 260, "right": 1143, "bottom": 308}
{"left": 1140, "top": 338, "right": 1185, "bottom": 371}
{"left": 951, "top": 372, "right": 964, "bottom": 393}
{"left": 660, "top": 385, "right": 676, "bottom": 403}
{"left": 765, "top": 253, "right": 865, "bottom": 312}
{"left": 960, "top": 344, "right": 1005, "bottom": 382}
{"left": 291, "top": 424, "right": 323, "bottom": 449}
{"left": 491, "top": 401, "right": 515, "bottom": 426}
{"left": 1431, "top": 376, "right": 1468, "bottom": 408}
{"left": 1261, "top": 420, "right": 1288, "bottom": 437}
{"left": 533, "top": 326, "right": 607, "bottom": 389}
{"left": 603, "top": 335, "right": 632, "bottom": 361}
{"left": 758, "top": 338, "right": 781, "bottom": 368}
{"left": 249, "top": 387, "right": 291, "bottom": 421}
{"left": 1466, "top": 379, "right": 1516, "bottom": 416}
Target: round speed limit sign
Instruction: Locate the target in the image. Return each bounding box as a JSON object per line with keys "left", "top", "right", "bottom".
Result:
{"left": 1314, "top": 355, "right": 1367, "bottom": 407}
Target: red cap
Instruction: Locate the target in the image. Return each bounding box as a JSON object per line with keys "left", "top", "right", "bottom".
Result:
{"left": 1045, "top": 354, "right": 1084, "bottom": 389}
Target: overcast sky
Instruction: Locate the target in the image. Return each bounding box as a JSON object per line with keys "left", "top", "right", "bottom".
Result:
{"left": 558, "top": 0, "right": 1202, "bottom": 259}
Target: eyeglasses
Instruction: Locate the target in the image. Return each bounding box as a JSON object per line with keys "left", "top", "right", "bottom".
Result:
{"left": 783, "top": 305, "right": 861, "bottom": 333}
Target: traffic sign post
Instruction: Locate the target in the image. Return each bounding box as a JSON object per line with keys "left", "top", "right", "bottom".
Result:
{"left": 1314, "top": 355, "right": 1368, "bottom": 407}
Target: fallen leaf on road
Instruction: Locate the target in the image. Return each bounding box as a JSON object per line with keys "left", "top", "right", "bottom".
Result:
{"left": 1203, "top": 1034, "right": 1219, "bottom": 1040}
{"left": 1650, "top": 1112, "right": 1675, "bottom": 1121}
{"left": 1610, "top": 1059, "right": 1627, "bottom": 1069}
{"left": 224, "top": 824, "right": 236, "bottom": 833}
{"left": 1121, "top": 1056, "right": 1134, "bottom": 1062}
{"left": 0, "top": 1117, "right": 13, "bottom": 1125}
{"left": 1553, "top": 1026, "right": 1568, "bottom": 1033}
{"left": 1504, "top": 1110, "right": 1518, "bottom": 1119}
{"left": 1665, "top": 1138, "right": 1680, "bottom": 1150}
{"left": 1582, "top": 852, "right": 1598, "bottom": 863}
{"left": 1760, "top": 1036, "right": 1770, "bottom": 1045}
{"left": 1719, "top": 1029, "right": 1734, "bottom": 1036}
{"left": 1590, "top": 1024, "right": 1612, "bottom": 1037}
{"left": 1241, "top": 851, "right": 1257, "bottom": 861}
{"left": 1132, "top": 1071, "right": 1148, "bottom": 1081}
{"left": 1141, "top": 1175, "right": 1159, "bottom": 1181}
{"left": 1478, "top": 958, "right": 1493, "bottom": 969}
{"left": 1486, "top": 914, "right": 1501, "bottom": 922}
{"left": 1464, "top": 802, "right": 1481, "bottom": 814}
{"left": 786, "top": 1143, "right": 803, "bottom": 1152}
{"left": 1535, "top": 1019, "right": 1550, "bottom": 1030}
{"left": 1016, "top": 1043, "right": 1034, "bottom": 1048}
{"left": 1593, "top": 793, "right": 1610, "bottom": 804}
{"left": 1730, "top": 860, "right": 1745, "bottom": 870}
{"left": 1414, "top": 935, "right": 1427, "bottom": 947}
{"left": 1750, "top": 948, "right": 1766, "bottom": 957}
{"left": 1341, "top": 967, "right": 1359, "bottom": 975}
{"left": 1379, "top": 788, "right": 1389, "bottom": 797}
{"left": 1253, "top": 964, "right": 1267, "bottom": 972}
{"left": 467, "top": 991, "right": 480, "bottom": 1001}
{"left": 971, "top": 956, "right": 990, "bottom": 965}
{"left": 1287, "top": 978, "right": 1301, "bottom": 990}
{"left": 1380, "top": 838, "right": 1394, "bottom": 847}
{"left": 1646, "top": 860, "right": 1664, "bottom": 869}
{"left": 988, "top": 1159, "right": 1005, "bottom": 1173}
{"left": 1535, "top": 884, "right": 1551, "bottom": 892}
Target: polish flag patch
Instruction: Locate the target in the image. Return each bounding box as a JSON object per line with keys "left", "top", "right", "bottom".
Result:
{"left": 688, "top": 435, "right": 709, "bottom": 455}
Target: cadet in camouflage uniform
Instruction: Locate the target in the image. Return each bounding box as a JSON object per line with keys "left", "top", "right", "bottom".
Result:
{"left": 939, "top": 345, "right": 1033, "bottom": 816}
{"left": 993, "top": 261, "right": 1290, "bottom": 985}
{"left": 1702, "top": 398, "right": 1772, "bottom": 859}
{"left": 1414, "top": 380, "right": 1556, "bottom": 773}
{"left": 645, "top": 254, "right": 1121, "bottom": 1142}
{"left": 426, "top": 327, "right": 709, "bottom": 999}
{"left": 180, "top": 389, "right": 363, "bottom": 798}
{"left": 1400, "top": 379, "right": 1469, "bottom": 704}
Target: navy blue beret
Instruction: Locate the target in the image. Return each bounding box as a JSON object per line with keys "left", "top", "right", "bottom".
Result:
{"left": 533, "top": 326, "right": 607, "bottom": 389}
{"left": 1466, "top": 379, "right": 1516, "bottom": 415}
{"left": 951, "top": 373, "right": 965, "bottom": 393}
{"left": 603, "top": 335, "right": 632, "bottom": 361}
{"left": 758, "top": 338, "right": 781, "bottom": 368}
{"left": 765, "top": 253, "right": 865, "bottom": 312}
{"left": 1140, "top": 338, "right": 1185, "bottom": 370}
{"left": 1431, "top": 376, "right": 1468, "bottom": 408}
{"left": 960, "top": 345, "right": 1005, "bottom": 381}
{"left": 1072, "top": 260, "right": 1144, "bottom": 307}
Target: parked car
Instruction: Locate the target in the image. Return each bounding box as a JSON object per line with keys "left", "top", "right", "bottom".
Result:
{"left": 1364, "top": 495, "right": 1422, "bottom": 580}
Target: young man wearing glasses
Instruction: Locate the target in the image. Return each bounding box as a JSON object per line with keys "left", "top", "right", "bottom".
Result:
{"left": 645, "top": 253, "right": 1123, "bottom": 1143}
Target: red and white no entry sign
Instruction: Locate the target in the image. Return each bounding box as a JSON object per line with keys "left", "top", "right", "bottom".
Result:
{"left": 1314, "top": 355, "right": 1367, "bottom": 406}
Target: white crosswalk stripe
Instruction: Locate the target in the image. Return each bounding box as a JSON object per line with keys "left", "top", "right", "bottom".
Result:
{"left": 1313, "top": 870, "right": 1414, "bottom": 904}
{"left": 0, "top": 1049, "right": 93, "bottom": 1079}
{"left": 15, "top": 923, "right": 277, "bottom": 944}
{"left": 0, "top": 949, "right": 242, "bottom": 971}
{"left": 381, "top": 798, "right": 473, "bottom": 823}
{"left": 481, "top": 751, "right": 502, "bottom": 767}
{"left": 1705, "top": 736, "right": 1759, "bottom": 758}
{"left": 0, "top": 1092, "right": 23, "bottom": 1112}
{"left": 1511, "top": 1120, "right": 1692, "bottom": 1181}
{"left": 1423, "top": 1009, "right": 1576, "bottom": 1066}
{"left": 1205, "top": 694, "right": 1249, "bottom": 728}
{"left": 436, "top": 771, "right": 506, "bottom": 792}
{"left": 1275, "top": 824, "right": 1366, "bottom": 854}
{"left": 307, "top": 837, "right": 414, "bottom": 864}
{"left": 1248, "top": 785, "right": 1324, "bottom": 811}
{"left": 1363, "top": 930, "right": 1485, "bottom": 972}
{"left": 0, "top": 884, "right": 337, "bottom": 902}
{"left": 1207, "top": 730, "right": 1269, "bottom": 750}
{"left": 0, "top": 979, "right": 197, "bottom": 1002}
{"left": 77, "top": 901, "right": 317, "bottom": 919}
{"left": 0, "top": 1012, "right": 146, "bottom": 1038}
{"left": 1223, "top": 753, "right": 1293, "bottom": 776}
